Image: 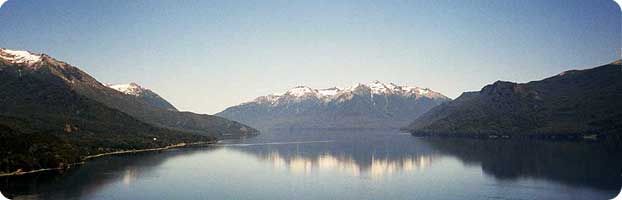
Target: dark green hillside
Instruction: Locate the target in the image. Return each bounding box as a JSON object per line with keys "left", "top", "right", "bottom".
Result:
{"left": 405, "top": 61, "right": 622, "bottom": 139}
{"left": 0, "top": 54, "right": 214, "bottom": 174}
{"left": 34, "top": 56, "right": 258, "bottom": 138}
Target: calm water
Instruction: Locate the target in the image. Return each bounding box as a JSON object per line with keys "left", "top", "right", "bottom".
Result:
{"left": 1, "top": 130, "right": 621, "bottom": 200}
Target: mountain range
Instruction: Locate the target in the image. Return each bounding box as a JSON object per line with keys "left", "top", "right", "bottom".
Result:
{"left": 217, "top": 81, "right": 450, "bottom": 130}
{"left": 404, "top": 60, "right": 622, "bottom": 139}
{"left": 0, "top": 48, "right": 256, "bottom": 174}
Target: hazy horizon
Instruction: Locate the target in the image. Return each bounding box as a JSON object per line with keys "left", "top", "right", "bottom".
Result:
{"left": 1, "top": 0, "right": 620, "bottom": 114}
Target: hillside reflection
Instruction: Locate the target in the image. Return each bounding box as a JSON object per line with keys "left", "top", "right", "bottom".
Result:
{"left": 420, "top": 138, "right": 622, "bottom": 191}
{"left": 0, "top": 148, "right": 213, "bottom": 199}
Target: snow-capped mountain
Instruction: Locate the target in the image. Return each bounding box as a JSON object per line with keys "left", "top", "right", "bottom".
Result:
{"left": 0, "top": 47, "right": 257, "bottom": 139}
{"left": 217, "top": 81, "right": 451, "bottom": 130}
{"left": 0, "top": 48, "right": 178, "bottom": 112}
{"left": 107, "top": 83, "right": 178, "bottom": 111}
{"left": 251, "top": 81, "right": 447, "bottom": 105}
{"left": 0, "top": 47, "right": 258, "bottom": 174}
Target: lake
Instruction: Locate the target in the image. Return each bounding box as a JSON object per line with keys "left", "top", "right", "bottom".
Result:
{"left": 1, "top": 130, "right": 621, "bottom": 200}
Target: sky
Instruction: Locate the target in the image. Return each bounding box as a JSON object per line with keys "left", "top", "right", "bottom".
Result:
{"left": 0, "top": 0, "right": 620, "bottom": 114}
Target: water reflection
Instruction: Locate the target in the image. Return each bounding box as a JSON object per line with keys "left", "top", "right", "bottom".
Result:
{"left": 121, "top": 168, "right": 138, "bottom": 186}
{"left": 0, "top": 130, "right": 620, "bottom": 200}
{"left": 227, "top": 130, "right": 622, "bottom": 194}
{"left": 227, "top": 130, "right": 441, "bottom": 179}
{"left": 0, "top": 148, "right": 215, "bottom": 199}
{"left": 421, "top": 138, "right": 622, "bottom": 191}
{"left": 251, "top": 150, "right": 434, "bottom": 178}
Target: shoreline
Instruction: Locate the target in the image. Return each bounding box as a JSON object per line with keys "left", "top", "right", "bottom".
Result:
{"left": 406, "top": 131, "right": 622, "bottom": 141}
{"left": 0, "top": 141, "right": 216, "bottom": 177}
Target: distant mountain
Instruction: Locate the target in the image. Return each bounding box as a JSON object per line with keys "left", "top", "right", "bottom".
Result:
{"left": 405, "top": 60, "right": 622, "bottom": 139}
{"left": 0, "top": 48, "right": 218, "bottom": 173}
{"left": 107, "top": 83, "right": 177, "bottom": 111}
{"left": 217, "top": 81, "right": 450, "bottom": 130}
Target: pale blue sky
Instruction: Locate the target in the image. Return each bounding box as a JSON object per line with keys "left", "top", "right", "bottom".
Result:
{"left": 0, "top": 0, "right": 620, "bottom": 114}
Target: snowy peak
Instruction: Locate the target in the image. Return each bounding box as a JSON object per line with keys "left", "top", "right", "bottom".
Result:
{"left": 356, "top": 80, "right": 399, "bottom": 94}
{"left": 107, "top": 82, "right": 147, "bottom": 96}
{"left": 284, "top": 86, "right": 317, "bottom": 97}
{"left": 106, "top": 82, "right": 178, "bottom": 111}
{"left": 0, "top": 48, "right": 42, "bottom": 65}
{"left": 318, "top": 87, "right": 341, "bottom": 96}
{"left": 282, "top": 86, "right": 344, "bottom": 98}
{"left": 345, "top": 80, "right": 441, "bottom": 97}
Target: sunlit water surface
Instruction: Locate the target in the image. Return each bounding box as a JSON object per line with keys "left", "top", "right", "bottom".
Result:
{"left": 1, "top": 130, "right": 621, "bottom": 200}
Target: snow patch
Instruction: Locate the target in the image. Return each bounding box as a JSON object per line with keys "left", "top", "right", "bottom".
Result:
{"left": 285, "top": 86, "right": 316, "bottom": 97}
{"left": 318, "top": 87, "right": 341, "bottom": 96}
{"left": 0, "top": 48, "right": 42, "bottom": 65}
{"left": 107, "top": 82, "right": 146, "bottom": 96}
{"left": 367, "top": 80, "right": 399, "bottom": 95}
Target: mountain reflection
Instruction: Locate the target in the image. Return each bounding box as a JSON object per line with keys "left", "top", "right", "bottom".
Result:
{"left": 121, "top": 168, "right": 138, "bottom": 186}
{"left": 256, "top": 150, "right": 434, "bottom": 178}
{"left": 420, "top": 138, "right": 622, "bottom": 191}
{"left": 227, "top": 132, "right": 441, "bottom": 179}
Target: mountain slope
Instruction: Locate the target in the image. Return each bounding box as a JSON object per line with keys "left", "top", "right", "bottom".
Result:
{"left": 0, "top": 48, "right": 214, "bottom": 173}
{"left": 77, "top": 81, "right": 257, "bottom": 138}
{"left": 405, "top": 60, "right": 622, "bottom": 138}
{"left": 217, "top": 81, "right": 450, "bottom": 130}
{"left": 107, "top": 83, "right": 177, "bottom": 111}
{"left": 4, "top": 49, "right": 258, "bottom": 138}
